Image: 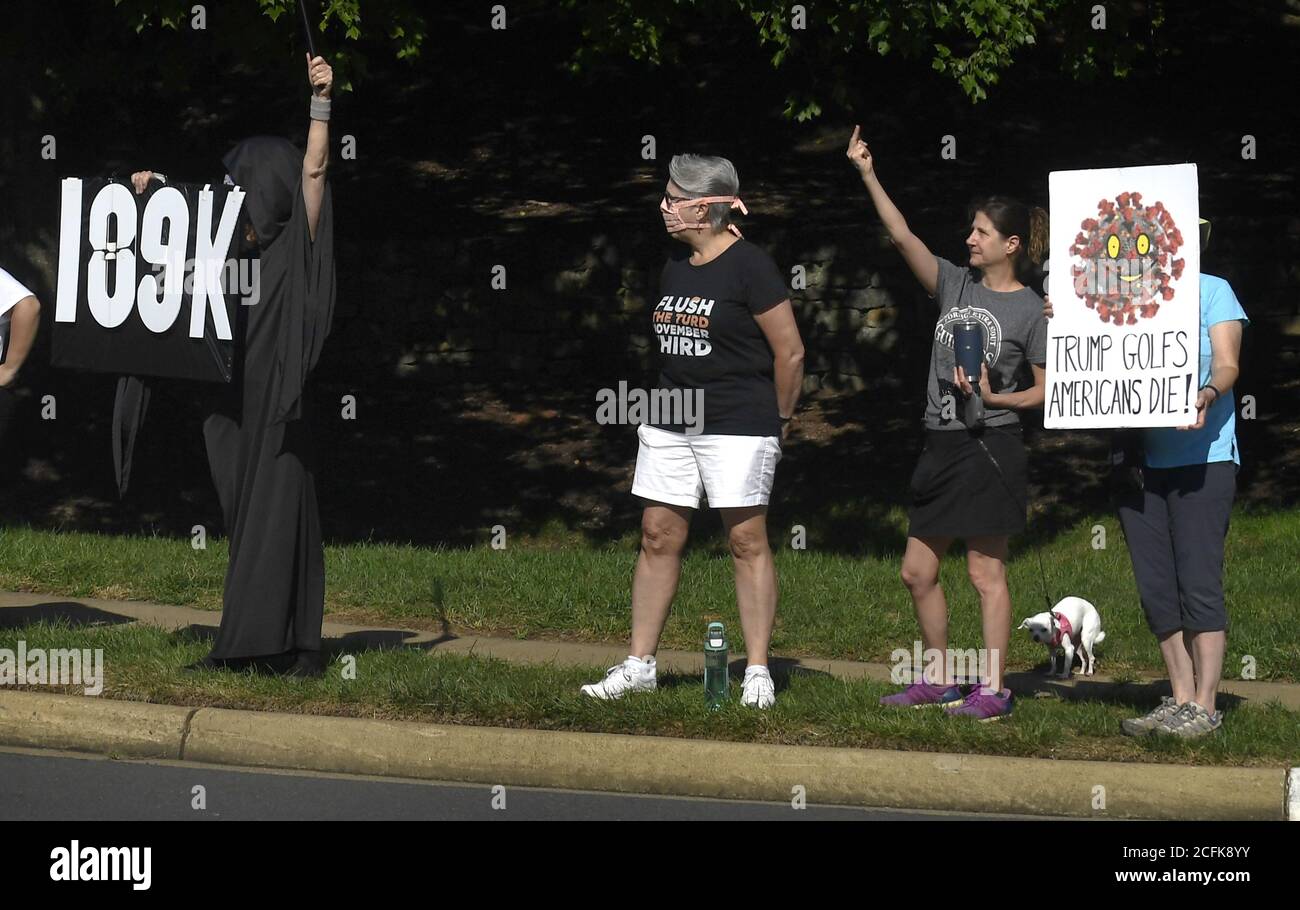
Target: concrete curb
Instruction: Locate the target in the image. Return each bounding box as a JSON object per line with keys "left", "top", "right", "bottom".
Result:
{"left": 0, "top": 689, "right": 193, "bottom": 759}
{"left": 0, "top": 690, "right": 1288, "bottom": 820}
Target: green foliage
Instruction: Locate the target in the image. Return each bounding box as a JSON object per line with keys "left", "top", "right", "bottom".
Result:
{"left": 559, "top": 0, "right": 1168, "bottom": 118}
{"left": 1055, "top": 0, "right": 1170, "bottom": 82}
{"left": 103, "top": 1, "right": 1166, "bottom": 112}
{"left": 110, "top": 0, "right": 428, "bottom": 91}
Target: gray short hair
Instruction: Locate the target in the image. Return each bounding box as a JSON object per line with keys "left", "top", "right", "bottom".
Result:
{"left": 668, "top": 154, "right": 740, "bottom": 234}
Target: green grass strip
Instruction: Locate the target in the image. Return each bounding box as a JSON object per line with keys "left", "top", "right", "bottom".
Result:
{"left": 2, "top": 620, "right": 1297, "bottom": 767}
{"left": 2, "top": 510, "right": 1297, "bottom": 680}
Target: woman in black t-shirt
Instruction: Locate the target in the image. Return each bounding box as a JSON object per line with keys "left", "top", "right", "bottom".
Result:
{"left": 581, "top": 154, "right": 806, "bottom": 709}
{"left": 847, "top": 127, "right": 1049, "bottom": 722}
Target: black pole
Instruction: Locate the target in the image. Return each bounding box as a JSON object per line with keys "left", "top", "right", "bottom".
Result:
{"left": 297, "top": 0, "right": 317, "bottom": 58}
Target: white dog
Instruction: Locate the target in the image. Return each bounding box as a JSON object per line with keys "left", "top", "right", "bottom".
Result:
{"left": 1018, "top": 596, "right": 1106, "bottom": 678}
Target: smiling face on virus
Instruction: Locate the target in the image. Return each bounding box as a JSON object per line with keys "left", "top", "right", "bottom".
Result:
{"left": 1069, "top": 191, "right": 1186, "bottom": 326}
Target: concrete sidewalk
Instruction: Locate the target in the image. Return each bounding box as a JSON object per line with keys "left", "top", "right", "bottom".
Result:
{"left": 3, "top": 590, "right": 1299, "bottom": 709}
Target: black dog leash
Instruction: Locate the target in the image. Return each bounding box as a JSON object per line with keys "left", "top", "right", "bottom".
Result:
{"left": 970, "top": 423, "right": 1055, "bottom": 613}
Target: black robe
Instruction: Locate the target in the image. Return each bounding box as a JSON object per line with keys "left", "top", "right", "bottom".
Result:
{"left": 111, "top": 138, "right": 335, "bottom": 661}
{"left": 203, "top": 136, "right": 337, "bottom": 660}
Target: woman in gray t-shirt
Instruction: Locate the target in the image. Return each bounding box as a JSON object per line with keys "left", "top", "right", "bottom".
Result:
{"left": 846, "top": 127, "right": 1048, "bottom": 722}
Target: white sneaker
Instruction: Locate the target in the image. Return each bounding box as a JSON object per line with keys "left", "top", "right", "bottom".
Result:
{"left": 581, "top": 656, "right": 657, "bottom": 700}
{"left": 741, "top": 666, "right": 775, "bottom": 709}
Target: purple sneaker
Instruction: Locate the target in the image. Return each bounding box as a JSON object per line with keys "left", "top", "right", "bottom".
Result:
{"left": 879, "top": 681, "right": 965, "bottom": 708}
{"left": 946, "top": 686, "right": 1013, "bottom": 721}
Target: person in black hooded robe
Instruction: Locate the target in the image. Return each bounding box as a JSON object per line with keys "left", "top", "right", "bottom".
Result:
{"left": 125, "top": 54, "right": 337, "bottom": 676}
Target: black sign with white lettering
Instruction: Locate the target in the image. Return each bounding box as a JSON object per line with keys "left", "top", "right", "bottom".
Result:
{"left": 52, "top": 177, "right": 251, "bottom": 382}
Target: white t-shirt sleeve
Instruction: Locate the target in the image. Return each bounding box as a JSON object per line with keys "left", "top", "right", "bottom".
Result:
{"left": 0, "top": 267, "right": 35, "bottom": 317}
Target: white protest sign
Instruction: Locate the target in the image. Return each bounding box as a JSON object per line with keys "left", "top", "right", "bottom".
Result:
{"left": 1045, "top": 163, "right": 1200, "bottom": 428}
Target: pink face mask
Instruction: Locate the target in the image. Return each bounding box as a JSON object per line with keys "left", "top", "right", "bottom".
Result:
{"left": 660, "top": 194, "right": 749, "bottom": 238}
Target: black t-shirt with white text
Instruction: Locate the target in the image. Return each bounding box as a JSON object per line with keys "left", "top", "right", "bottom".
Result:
{"left": 650, "top": 239, "right": 788, "bottom": 436}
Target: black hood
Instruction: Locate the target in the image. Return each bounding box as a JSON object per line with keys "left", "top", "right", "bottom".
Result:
{"left": 222, "top": 136, "right": 303, "bottom": 248}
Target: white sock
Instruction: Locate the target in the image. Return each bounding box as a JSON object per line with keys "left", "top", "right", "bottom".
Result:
{"left": 744, "top": 664, "right": 769, "bottom": 677}
{"left": 626, "top": 655, "right": 656, "bottom": 676}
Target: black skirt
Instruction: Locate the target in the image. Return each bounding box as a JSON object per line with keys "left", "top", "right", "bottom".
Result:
{"left": 907, "top": 424, "right": 1028, "bottom": 539}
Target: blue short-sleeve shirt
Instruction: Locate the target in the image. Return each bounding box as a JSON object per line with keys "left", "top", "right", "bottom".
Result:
{"left": 1142, "top": 274, "right": 1249, "bottom": 468}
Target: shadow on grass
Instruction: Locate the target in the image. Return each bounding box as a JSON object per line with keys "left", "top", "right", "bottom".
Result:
{"left": 0, "top": 602, "right": 135, "bottom": 631}
{"left": 1025, "top": 676, "right": 1249, "bottom": 714}
{"left": 167, "top": 573, "right": 456, "bottom": 659}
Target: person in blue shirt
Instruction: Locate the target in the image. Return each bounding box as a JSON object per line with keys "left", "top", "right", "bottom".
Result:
{"left": 1046, "top": 219, "right": 1248, "bottom": 739}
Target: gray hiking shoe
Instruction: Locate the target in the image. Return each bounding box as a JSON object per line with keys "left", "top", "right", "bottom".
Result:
{"left": 1153, "top": 701, "right": 1222, "bottom": 739}
{"left": 1120, "top": 696, "right": 1182, "bottom": 738}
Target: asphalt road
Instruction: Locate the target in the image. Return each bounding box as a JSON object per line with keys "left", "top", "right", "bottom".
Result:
{"left": 0, "top": 746, "right": 1058, "bottom": 821}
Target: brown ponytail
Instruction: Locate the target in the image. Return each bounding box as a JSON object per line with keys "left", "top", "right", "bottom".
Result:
{"left": 1027, "top": 206, "right": 1049, "bottom": 266}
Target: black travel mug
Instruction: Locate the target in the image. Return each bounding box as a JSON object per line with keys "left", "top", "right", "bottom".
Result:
{"left": 953, "top": 322, "right": 985, "bottom": 386}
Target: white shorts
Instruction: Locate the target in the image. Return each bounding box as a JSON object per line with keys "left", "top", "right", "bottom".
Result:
{"left": 631, "top": 423, "right": 782, "bottom": 510}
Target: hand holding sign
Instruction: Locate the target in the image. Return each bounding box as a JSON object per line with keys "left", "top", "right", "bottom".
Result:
{"left": 307, "top": 54, "right": 333, "bottom": 99}
{"left": 1178, "top": 388, "right": 1214, "bottom": 432}
{"left": 130, "top": 171, "right": 155, "bottom": 195}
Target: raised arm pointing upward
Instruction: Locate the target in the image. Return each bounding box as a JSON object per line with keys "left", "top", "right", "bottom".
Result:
{"left": 846, "top": 125, "right": 939, "bottom": 296}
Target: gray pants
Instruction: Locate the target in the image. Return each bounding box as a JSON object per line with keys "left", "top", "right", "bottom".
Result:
{"left": 1117, "top": 462, "right": 1236, "bottom": 636}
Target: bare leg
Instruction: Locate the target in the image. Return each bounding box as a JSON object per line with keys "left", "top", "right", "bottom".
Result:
{"left": 720, "top": 506, "right": 775, "bottom": 669}
{"left": 1187, "top": 629, "right": 1226, "bottom": 713}
{"left": 630, "top": 502, "right": 693, "bottom": 658}
{"left": 900, "top": 536, "right": 954, "bottom": 685}
{"left": 1159, "top": 630, "right": 1196, "bottom": 704}
{"left": 966, "top": 536, "right": 1010, "bottom": 691}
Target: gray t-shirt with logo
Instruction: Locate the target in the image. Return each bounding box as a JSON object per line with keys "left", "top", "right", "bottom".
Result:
{"left": 924, "top": 257, "right": 1047, "bottom": 430}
